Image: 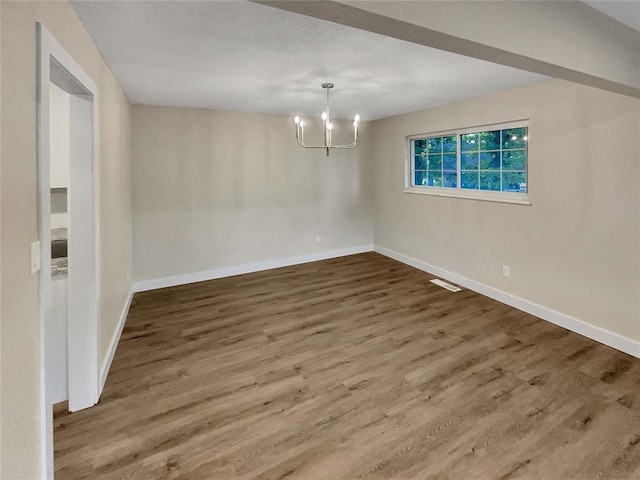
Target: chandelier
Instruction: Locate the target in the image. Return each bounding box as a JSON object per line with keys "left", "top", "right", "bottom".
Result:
{"left": 294, "top": 83, "right": 360, "bottom": 156}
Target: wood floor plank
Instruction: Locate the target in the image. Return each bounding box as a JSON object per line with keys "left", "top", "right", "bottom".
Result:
{"left": 54, "top": 252, "right": 640, "bottom": 479}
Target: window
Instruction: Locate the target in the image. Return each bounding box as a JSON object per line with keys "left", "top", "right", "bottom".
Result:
{"left": 407, "top": 121, "right": 529, "bottom": 204}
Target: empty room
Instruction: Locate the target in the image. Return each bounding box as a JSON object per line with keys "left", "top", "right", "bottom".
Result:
{"left": 1, "top": 0, "right": 640, "bottom": 479}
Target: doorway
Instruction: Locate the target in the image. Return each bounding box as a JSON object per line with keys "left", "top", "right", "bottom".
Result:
{"left": 37, "top": 23, "right": 100, "bottom": 479}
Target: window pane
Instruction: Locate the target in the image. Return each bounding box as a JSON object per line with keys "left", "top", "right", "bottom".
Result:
{"left": 427, "top": 171, "right": 442, "bottom": 187}
{"left": 461, "top": 171, "right": 478, "bottom": 189}
{"left": 443, "top": 172, "right": 457, "bottom": 188}
{"left": 427, "top": 154, "right": 442, "bottom": 170}
{"left": 480, "top": 171, "right": 501, "bottom": 191}
{"left": 460, "top": 133, "right": 478, "bottom": 152}
{"left": 502, "top": 172, "right": 526, "bottom": 192}
{"left": 428, "top": 137, "right": 442, "bottom": 153}
{"left": 443, "top": 153, "right": 457, "bottom": 170}
{"left": 461, "top": 152, "right": 478, "bottom": 170}
{"left": 502, "top": 150, "right": 526, "bottom": 170}
{"left": 478, "top": 130, "right": 500, "bottom": 151}
{"left": 502, "top": 127, "right": 527, "bottom": 149}
{"left": 414, "top": 155, "right": 427, "bottom": 170}
{"left": 414, "top": 139, "right": 427, "bottom": 155}
{"left": 443, "top": 135, "right": 457, "bottom": 153}
{"left": 479, "top": 151, "right": 500, "bottom": 170}
{"left": 414, "top": 170, "right": 428, "bottom": 186}
{"left": 411, "top": 124, "right": 527, "bottom": 196}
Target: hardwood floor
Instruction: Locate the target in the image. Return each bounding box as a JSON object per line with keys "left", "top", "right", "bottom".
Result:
{"left": 54, "top": 252, "right": 640, "bottom": 479}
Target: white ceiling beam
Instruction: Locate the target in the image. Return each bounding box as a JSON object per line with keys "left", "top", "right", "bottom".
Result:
{"left": 254, "top": 0, "right": 640, "bottom": 99}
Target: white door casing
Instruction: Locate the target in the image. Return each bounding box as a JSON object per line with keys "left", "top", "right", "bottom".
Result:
{"left": 36, "top": 23, "right": 100, "bottom": 480}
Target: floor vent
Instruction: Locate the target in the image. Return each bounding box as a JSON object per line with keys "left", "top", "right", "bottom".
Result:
{"left": 430, "top": 278, "right": 462, "bottom": 292}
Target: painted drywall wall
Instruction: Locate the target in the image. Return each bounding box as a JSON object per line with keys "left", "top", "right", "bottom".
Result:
{"left": 370, "top": 79, "right": 640, "bottom": 343}
{"left": 49, "top": 82, "right": 70, "bottom": 189}
{"left": 131, "top": 106, "right": 372, "bottom": 282}
{"left": 50, "top": 83, "right": 69, "bottom": 232}
{"left": 262, "top": 1, "right": 639, "bottom": 97}
{"left": 336, "top": 0, "right": 640, "bottom": 94}
{"left": 0, "top": 0, "right": 3, "bottom": 474}
{"left": 48, "top": 83, "right": 69, "bottom": 406}
{"left": 0, "top": 1, "right": 133, "bottom": 477}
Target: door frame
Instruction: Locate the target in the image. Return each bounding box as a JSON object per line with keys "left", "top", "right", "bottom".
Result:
{"left": 36, "top": 23, "right": 100, "bottom": 479}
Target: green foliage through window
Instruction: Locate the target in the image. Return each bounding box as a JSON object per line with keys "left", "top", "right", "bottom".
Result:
{"left": 413, "top": 135, "right": 458, "bottom": 189}
{"left": 411, "top": 124, "right": 527, "bottom": 194}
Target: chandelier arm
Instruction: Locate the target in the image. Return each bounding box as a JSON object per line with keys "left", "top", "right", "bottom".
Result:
{"left": 331, "top": 144, "right": 357, "bottom": 149}
{"left": 297, "top": 125, "right": 328, "bottom": 149}
{"left": 297, "top": 125, "right": 328, "bottom": 148}
{"left": 330, "top": 125, "right": 359, "bottom": 149}
{"left": 295, "top": 124, "right": 306, "bottom": 148}
{"left": 293, "top": 82, "right": 358, "bottom": 156}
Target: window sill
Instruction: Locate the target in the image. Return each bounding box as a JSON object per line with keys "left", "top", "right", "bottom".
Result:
{"left": 404, "top": 187, "right": 531, "bottom": 205}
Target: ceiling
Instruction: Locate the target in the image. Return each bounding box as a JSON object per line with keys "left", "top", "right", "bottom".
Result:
{"left": 70, "top": 0, "right": 551, "bottom": 120}
{"left": 584, "top": 1, "right": 640, "bottom": 32}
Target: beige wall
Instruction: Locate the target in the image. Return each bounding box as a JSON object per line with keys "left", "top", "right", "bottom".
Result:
{"left": 338, "top": 0, "right": 640, "bottom": 94}
{"left": 0, "top": 1, "right": 133, "bottom": 477}
{"left": 371, "top": 79, "right": 640, "bottom": 342}
{"left": 0, "top": 2, "right": 637, "bottom": 478}
{"left": 0, "top": 0, "right": 3, "bottom": 474}
{"left": 264, "top": 1, "right": 640, "bottom": 97}
{"left": 131, "top": 106, "right": 372, "bottom": 282}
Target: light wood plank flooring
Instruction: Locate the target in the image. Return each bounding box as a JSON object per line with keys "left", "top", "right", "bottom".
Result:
{"left": 54, "top": 252, "right": 640, "bottom": 479}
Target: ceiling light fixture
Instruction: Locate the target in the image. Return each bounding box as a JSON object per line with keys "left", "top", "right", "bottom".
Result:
{"left": 294, "top": 83, "right": 360, "bottom": 156}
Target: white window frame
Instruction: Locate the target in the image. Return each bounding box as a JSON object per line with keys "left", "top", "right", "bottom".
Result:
{"left": 405, "top": 120, "right": 531, "bottom": 205}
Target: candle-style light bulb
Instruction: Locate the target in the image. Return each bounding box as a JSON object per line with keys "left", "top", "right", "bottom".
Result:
{"left": 292, "top": 83, "right": 359, "bottom": 155}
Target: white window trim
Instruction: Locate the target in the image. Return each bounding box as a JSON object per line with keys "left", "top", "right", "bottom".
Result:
{"left": 405, "top": 120, "right": 531, "bottom": 206}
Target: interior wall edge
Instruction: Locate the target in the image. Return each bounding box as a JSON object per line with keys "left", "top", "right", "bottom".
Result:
{"left": 99, "top": 286, "right": 134, "bottom": 397}
{"left": 374, "top": 244, "right": 640, "bottom": 360}
{"left": 1, "top": 1, "right": 134, "bottom": 475}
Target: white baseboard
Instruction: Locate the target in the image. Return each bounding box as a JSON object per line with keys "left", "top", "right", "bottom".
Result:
{"left": 133, "top": 244, "right": 374, "bottom": 293}
{"left": 374, "top": 245, "right": 640, "bottom": 359}
{"left": 99, "top": 287, "right": 134, "bottom": 395}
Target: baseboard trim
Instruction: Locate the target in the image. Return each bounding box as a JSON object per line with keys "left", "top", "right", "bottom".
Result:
{"left": 374, "top": 245, "right": 640, "bottom": 359}
{"left": 133, "top": 244, "right": 374, "bottom": 293}
{"left": 99, "top": 287, "right": 134, "bottom": 395}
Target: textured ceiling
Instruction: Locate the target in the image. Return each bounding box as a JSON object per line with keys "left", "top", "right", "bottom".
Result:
{"left": 71, "top": 0, "right": 548, "bottom": 120}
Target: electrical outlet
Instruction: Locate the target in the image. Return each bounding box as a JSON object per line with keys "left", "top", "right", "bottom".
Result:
{"left": 30, "top": 241, "right": 41, "bottom": 274}
{"left": 315, "top": 235, "right": 321, "bottom": 244}
{"left": 502, "top": 265, "right": 511, "bottom": 278}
